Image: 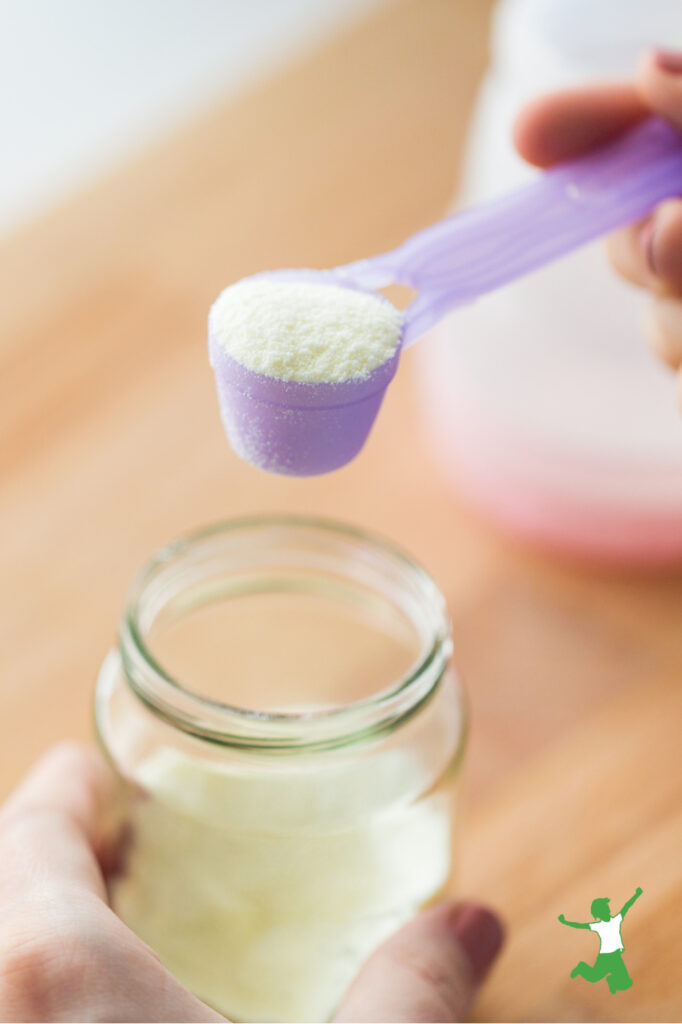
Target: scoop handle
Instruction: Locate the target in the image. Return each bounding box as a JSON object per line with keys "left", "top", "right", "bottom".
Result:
{"left": 390, "top": 116, "right": 682, "bottom": 346}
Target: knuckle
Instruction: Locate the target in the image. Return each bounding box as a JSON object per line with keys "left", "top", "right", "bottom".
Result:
{"left": 0, "top": 928, "right": 78, "bottom": 1020}
{"left": 385, "top": 942, "right": 470, "bottom": 1023}
{"left": 414, "top": 950, "right": 470, "bottom": 1000}
{"left": 0, "top": 938, "right": 42, "bottom": 1018}
{"left": 0, "top": 901, "right": 114, "bottom": 1020}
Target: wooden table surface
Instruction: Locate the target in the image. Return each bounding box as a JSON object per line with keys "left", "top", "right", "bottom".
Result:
{"left": 2, "top": 1, "right": 681, "bottom": 1020}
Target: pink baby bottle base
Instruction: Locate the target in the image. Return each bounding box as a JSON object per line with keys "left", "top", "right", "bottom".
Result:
{"left": 418, "top": 343, "right": 682, "bottom": 568}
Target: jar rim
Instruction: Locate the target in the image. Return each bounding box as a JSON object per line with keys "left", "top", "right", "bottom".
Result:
{"left": 118, "top": 515, "right": 455, "bottom": 752}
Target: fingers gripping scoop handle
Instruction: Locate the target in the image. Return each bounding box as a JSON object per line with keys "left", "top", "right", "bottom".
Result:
{"left": 208, "top": 332, "right": 400, "bottom": 476}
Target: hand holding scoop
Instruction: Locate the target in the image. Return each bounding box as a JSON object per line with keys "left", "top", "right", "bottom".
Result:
{"left": 209, "top": 116, "right": 682, "bottom": 476}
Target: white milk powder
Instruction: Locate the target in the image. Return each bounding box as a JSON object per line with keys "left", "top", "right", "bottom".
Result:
{"left": 210, "top": 279, "right": 402, "bottom": 383}
{"left": 112, "top": 746, "right": 450, "bottom": 1022}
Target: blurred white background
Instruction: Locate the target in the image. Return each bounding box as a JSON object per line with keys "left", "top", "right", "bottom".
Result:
{"left": 0, "top": 0, "right": 383, "bottom": 238}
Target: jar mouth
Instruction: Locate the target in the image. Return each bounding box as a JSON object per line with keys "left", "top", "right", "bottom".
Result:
{"left": 119, "top": 515, "right": 453, "bottom": 751}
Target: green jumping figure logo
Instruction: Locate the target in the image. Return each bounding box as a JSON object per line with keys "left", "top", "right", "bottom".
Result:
{"left": 558, "top": 888, "right": 643, "bottom": 994}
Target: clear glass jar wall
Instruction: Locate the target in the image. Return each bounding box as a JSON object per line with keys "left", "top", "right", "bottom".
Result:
{"left": 95, "top": 517, "right": 465, "bottom": 1023}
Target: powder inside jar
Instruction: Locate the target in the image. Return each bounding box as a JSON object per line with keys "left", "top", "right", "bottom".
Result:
{"left": 112, "top": 746, "right": 450, "bottom": 1023}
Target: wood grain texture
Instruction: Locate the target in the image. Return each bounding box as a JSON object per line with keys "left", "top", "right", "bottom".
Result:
{"left": 1, "top": 1, "right": 680, "bottom": 1020}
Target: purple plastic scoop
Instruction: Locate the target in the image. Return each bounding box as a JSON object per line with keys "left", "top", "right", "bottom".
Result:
{"left": 210, "top": 116, "right": 682, "bottom": 476}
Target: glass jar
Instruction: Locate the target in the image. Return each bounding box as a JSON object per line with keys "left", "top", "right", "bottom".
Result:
{"left": 95, "top": 516, "right": 465, "bottom": 1023}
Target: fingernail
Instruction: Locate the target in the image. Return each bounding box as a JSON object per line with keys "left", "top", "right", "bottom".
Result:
{"left": 450, "top": 903, "right": 505, "bottom": 981}
{"left": 653, "top": 48, "right": 682, "bottom": 74}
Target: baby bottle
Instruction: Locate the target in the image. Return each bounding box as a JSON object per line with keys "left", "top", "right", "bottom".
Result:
{"left": 417, "top": 0, "right": 682, "bottom": 565}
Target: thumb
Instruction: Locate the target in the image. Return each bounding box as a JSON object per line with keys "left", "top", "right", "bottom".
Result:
{"left": 335, "top": 901, "right": 504, "bottom": 1023}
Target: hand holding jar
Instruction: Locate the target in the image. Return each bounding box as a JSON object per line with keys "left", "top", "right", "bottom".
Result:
{"left": 0, "top": 744, "right": 503, "bottom": 1023}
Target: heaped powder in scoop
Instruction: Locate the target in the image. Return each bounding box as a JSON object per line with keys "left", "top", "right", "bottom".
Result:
{"left": 210, "top": 279, "right": 402, "bottom": 383}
